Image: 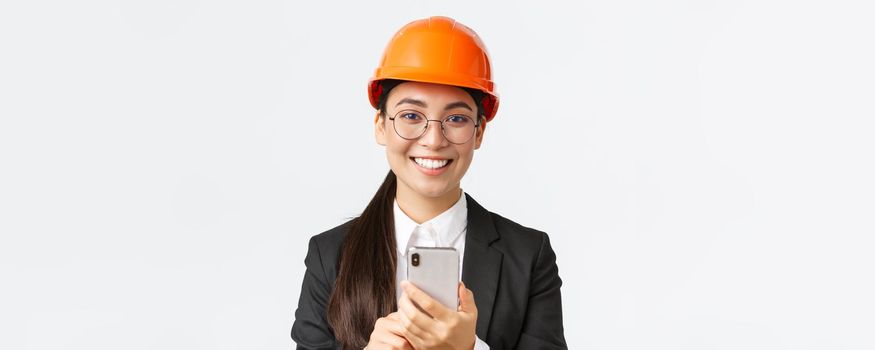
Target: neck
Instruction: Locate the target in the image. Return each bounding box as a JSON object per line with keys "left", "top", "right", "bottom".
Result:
{"left": 395, "top": 184, "right": 462, "bottom": 225}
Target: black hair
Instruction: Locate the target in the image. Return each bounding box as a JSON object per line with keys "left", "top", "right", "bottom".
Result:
{"left": 376, "top": 79, "right": 486, "bottom": 125}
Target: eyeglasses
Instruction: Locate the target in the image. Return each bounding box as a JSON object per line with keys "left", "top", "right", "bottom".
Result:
{"left": 388, "top": 109, "right": 481, "bottom": 144}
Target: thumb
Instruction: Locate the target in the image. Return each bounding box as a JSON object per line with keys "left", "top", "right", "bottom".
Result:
{"left": 458, "top": 281, "right": 478, "bottom": 315}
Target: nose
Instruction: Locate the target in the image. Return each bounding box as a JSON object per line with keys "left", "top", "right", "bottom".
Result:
{"left": 418, "top": 120, "right": 448, "bottom": 148}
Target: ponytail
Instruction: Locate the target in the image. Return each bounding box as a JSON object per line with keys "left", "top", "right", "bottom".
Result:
{"left": 327, "top": 170, "right": 398, "bottom": 349}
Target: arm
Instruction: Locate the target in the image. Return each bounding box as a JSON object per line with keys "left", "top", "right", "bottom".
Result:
{"left": 516, "top": 233, "right": 568, "bottom": 349}
{"left": 291, "top": 236, "right": 338, "bottom": 349}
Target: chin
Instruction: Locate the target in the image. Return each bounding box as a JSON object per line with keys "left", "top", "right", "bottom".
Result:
{"left": 413, "top": 184, "right": 452, "bottom": 198}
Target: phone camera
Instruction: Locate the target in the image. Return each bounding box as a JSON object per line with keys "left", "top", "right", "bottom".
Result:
{"left": 411, "top": 253, "right": 420, "bottom": 267}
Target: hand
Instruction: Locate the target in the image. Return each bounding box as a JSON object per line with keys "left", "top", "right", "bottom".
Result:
{"left": 366, "top": 312, "right": 414, "bottom": 350}
{"left": 396, "top": 280, "right": 478, "bottom": 350}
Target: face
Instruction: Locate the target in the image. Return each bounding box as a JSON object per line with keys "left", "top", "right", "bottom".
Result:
{"left": 375, "top": 81, "right": 486, "bottom": 200}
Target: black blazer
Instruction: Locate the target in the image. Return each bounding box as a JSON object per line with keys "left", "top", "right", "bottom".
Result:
{"left": 291, "top": 193, "right": 567, "bottom": 349}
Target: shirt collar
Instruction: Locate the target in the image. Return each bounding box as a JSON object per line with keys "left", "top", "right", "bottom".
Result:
{"left": 394, "top": 189, "right": 468, "bottom": 256}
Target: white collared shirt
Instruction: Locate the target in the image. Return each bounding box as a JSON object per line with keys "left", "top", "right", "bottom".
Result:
{"left": 393, "top": 189, "right": 489, "bottom": 350}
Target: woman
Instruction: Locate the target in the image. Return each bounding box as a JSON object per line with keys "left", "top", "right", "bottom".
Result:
{"left": 291, "top": 16, "right": 567, "bottom": 350}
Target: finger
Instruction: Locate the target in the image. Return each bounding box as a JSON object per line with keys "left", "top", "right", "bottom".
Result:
{"left": 377, "top": 334, "right": 413, "bottom": 350}
{"left": 396, "top": 306, "right": 431, "bottom": 348}
{"left": 397, "top": 298, "right": 432, "bottom": 337}
{"left": 401, "top": 280, "right": 451, "bottom": 320}
{"left": 373, "top": 318, "right": 415, "bottom": 350}
{"left": 458, "top": 281, "right": 478, "bottom": 316}
{"left": 377, "top": 314, "right": 409, "bottom": 337}
{"left": 397, "top": 291, "right": 438, "bottom": 332}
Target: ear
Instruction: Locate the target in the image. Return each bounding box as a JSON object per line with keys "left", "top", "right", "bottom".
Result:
{"left": 473, "top": 120, "right": 487, "bottom": 150}
{"left": 375, "top": 111, "right": 387, "bottom": 146}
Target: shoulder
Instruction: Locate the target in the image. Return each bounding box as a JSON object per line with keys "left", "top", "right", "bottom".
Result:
{"left": 485, "top": 209, "right": 553, "bottom": 260}
{"left": 489, "top": 210, "right": 546, "bottom": 241}
{"left": 308, "top": 218, "right": 355, "bottom": 258}
{"left": 302, "top": 218, "right": 355, "bottom": 283}
{"left": 464, "top": 192, "right": 553, "bottom": 259}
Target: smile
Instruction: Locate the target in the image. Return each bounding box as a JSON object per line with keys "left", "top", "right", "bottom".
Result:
{"left": 411, "top": 157, "right": 452, "bottom": 169}
{"left": 410, "top": 157, "right": 453, "bottom": 175}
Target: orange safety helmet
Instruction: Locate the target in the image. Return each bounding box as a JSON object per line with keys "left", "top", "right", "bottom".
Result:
{"left": 368, "top": 16, "right": 499, "bottom": 123}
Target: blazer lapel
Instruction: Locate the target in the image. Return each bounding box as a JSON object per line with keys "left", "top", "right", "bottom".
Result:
{"left": 461, "top": 193, "right": 503, "bottom": 339}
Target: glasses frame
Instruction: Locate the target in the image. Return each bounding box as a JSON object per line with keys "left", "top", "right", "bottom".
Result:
{"left": 388, "top": 109, "right": 482, "bottom": 145}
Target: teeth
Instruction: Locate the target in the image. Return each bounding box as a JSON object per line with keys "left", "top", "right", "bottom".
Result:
{"left": 413, "top": 157, "right": 449, "bottom": 169}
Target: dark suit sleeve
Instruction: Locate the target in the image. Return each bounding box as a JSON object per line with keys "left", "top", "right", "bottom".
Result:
{"left": 291, "top": 236, "right": 338, "bottom": 349}
{"left": 516, "top": 233, "right": 568, "bottom": 349}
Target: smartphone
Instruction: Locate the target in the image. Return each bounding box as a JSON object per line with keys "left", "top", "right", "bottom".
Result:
{"left": 406, "top": 246, "right": 459, "bottom": 310}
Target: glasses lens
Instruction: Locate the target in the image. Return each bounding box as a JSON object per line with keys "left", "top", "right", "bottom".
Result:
{"left": 443, "top": 115, "right": 476, "bottom": 144}
{"left": 393, "top": 111, "right": 427, "bottom": 139}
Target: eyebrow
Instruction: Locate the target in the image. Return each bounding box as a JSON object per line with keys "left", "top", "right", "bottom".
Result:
{"left": 395, "top": 98, "right": 473, "bottom": 112}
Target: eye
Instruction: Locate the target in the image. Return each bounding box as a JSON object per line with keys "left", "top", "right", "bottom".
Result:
{"left": 400, "top": 112, "right": 423, "bottom": 121}
{"left": 446, "top": 115, "right": 471, "bottom": 125}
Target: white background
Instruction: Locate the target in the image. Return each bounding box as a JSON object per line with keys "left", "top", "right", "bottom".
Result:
{"left": 1, "top": 0, "right": 874, "bottom": 349}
